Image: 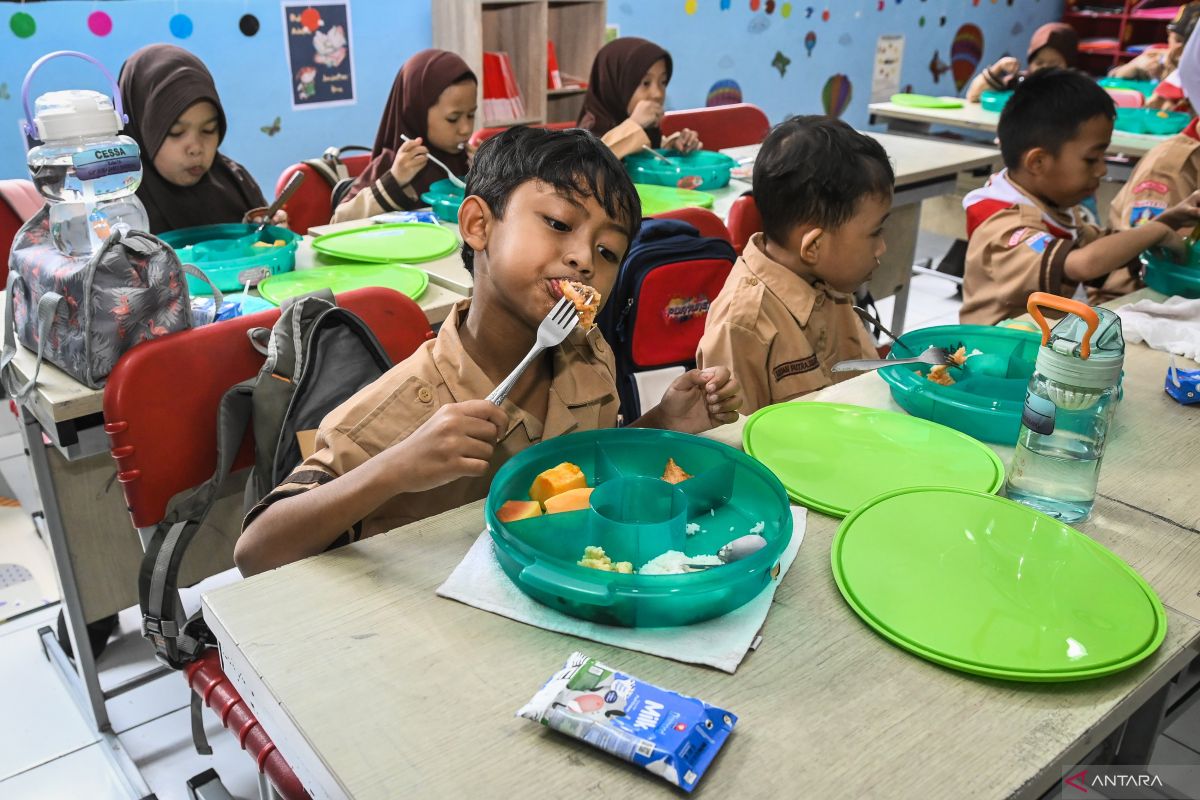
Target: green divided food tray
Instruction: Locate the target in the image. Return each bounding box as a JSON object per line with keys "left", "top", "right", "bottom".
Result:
{"left": 1098, "top": 77, "right": 1157, "bottom": 98}
{"left": 891, "top": 93, "right": 965, "bottom": 109}
{"left": 833, "top": 487, "right": 1167, "bottom": 681}
{"left": 311, "top": 222, "right": 459, "bottom": 264}
{"left": 742, "top": 402, "right": 1004, "bottom": 517}
{"left": 159, "top": 223, "right": 300, "bottom": 295}
{"left": 980, "top": 90, "right": 1012, "bottom": 113}
{"left": 484, "top": 428, "right": 793, "bottom": 628}
{"left": 1115, "top": 107, "right": 1191, "bottom": 136}
{"left": 257, "top": 262, "right": 429, "bottom": 306}
{"left": 1140, "top": 244, "right": 1200, "bottom": 298}
{"left": 635, "top": 183, "right": 715, "bottom": 215}
{"left": 624, "top": 149, "right": 737, "bottom": 191}
{"left": 420, "top": 178, "right": 464, "bottom": 223}
{"left": 878, "top": 324, "right": 1042, "bottom": 445}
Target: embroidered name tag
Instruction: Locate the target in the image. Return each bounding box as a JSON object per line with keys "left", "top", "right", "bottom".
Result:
{"left": 773, "top": 355, "right": 820, "bottom": 381}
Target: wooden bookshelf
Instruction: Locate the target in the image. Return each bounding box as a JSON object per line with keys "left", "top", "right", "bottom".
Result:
{"left": 433, "top": 0, "right": 607, "bottom": 128}
{"left": 1065, "top": 0, "right": 1181, "bottom": 74}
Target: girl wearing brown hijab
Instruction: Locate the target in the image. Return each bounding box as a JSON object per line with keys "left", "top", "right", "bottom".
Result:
{"left": 332, "top": 49, "right": 476, "bottom": 223}
{"left": 966, "top": 23, "right": 1079, "bottom": 102}
{"left": 577, "top": 37, "right": 701, "bottom": 160}
{"left": 118, "top": 45, "right": 280, "bottom": 234}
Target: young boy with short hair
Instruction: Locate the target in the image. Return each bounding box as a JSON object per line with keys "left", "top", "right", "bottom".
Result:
{"left": 236, "top": 127, "right": 743, "bottom": 576}
{"left": 961, "top": 68, "right": 1200, "bottom": 326}
{"left": 696, "top": 116, "right": 892, "bottom": 414}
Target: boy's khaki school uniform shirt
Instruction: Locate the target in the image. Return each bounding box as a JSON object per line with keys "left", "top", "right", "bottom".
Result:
{"left": 696, "top": 233, "right": 878, "bottom": 414}
{"left": 1109, "top": 121, "right": 1200, "bottom": 230}
{"left": 244, "top": 301, "right": 620, "bottom": 546}
{"left": 960, "top": 170, "right": 1135, "bottom": 326}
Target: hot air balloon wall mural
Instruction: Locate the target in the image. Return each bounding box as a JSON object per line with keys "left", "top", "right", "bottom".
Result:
{"left": 951, "top": 24, "right": 985, "bottom": 94}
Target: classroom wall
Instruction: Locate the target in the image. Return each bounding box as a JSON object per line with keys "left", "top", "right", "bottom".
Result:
{"left": 0, "top": 0, "right": 1065, "bottom": 191}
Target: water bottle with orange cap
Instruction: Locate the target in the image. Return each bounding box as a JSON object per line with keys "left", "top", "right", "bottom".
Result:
{"left": 1004, "top": 292, "right": 1125, "bottom": 522}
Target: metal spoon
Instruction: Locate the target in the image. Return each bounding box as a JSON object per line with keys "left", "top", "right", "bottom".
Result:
{"left": 255, "top": 171, "right": 304, "bottom": 235}
{"left": 642, "top": 145, "right": 676, "bottom": 166}
{"left": 401, "top": 133, "right": 466, "bottom": 189}
{"left": 685, "top": 534, "right": 768, "bottom": 571}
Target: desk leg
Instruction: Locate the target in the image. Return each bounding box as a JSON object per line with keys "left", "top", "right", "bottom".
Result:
{"left": 20, "top": 408, "right": 109, "bottom": 731}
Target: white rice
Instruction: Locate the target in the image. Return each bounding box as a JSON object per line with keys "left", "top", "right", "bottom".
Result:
{"left": 685, "top": 522, "right": 701, "bottom": 535}
{"left": 750, "top": 521, "right": 764, "bottom": 534}
{"left": 639, "top": 550, "right": 722, "bottom": 575}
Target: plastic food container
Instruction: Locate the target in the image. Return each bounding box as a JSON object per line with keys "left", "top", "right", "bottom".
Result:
{"left": 980, "top": 91, "right": 1012, "bottom": 113}
{"left": 877, "top": 324, "right": 1042, "bottom": 445}
{"left": 1115, "top": 107, "right": 1190, "bottom": 135}
{"left": 419, "top": 178, "right": 463, "bottom": 223}
{"left": 1140, "top": 245, "right": 1200, "bottom": 298}
{"left": 484, "top": 428, "right": 793, "bottom": 628}
{"left": 159, "top": 223, "right": 299, "bottom": 295}
{"left": 1098, "top": 77, "right": 1157, "bottom": 98}
{"left": 623, "top": 149, "right": 737, "bottom": 191}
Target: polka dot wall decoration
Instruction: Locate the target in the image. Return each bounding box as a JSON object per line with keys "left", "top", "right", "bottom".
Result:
{"left": 821, "top": 8, "right": 829, "bottom": 21}
{"left": 10, "top": 11, "right": 36, "bottom": 39}
{"left": 239, "top": 14, "right": 260, "bottom": 36}
{"left": 88, "top": 11, "right": 113, "bottom": 37}
{"left": 781, "top": 3, "right": 792, "bottom": 18}
{"left": 169, "top": 14, "right": 194, "bottom": 39}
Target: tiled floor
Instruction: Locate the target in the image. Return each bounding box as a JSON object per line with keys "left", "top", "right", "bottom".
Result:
{"left": 0, "top": 227, "right": 1196, "bottom": 798}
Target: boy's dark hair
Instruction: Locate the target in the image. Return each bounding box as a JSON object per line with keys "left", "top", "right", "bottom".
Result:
{"left": 459, "top": 126, "right": 642, "bottom": 273}
{"left": 998, "top": 68, "right": 1115, "bottom": 170}
{"left": 752, "top": 115, "right": 894, "bottom": 244}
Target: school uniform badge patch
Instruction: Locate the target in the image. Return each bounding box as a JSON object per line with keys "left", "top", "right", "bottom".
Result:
{"left": 1132, "top": 180, "right": 1169, "bottom": 196}
{"left": 1130, "top": 203, "right": 1166, "bottom": 226}
{"left": 1024, "top": 232, "right": 1054, "bottom": 254}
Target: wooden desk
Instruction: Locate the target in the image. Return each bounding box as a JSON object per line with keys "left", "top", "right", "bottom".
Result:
{"left": 204, "top": 290, "right": 1200, "bottom": 800}
{"left": 713, "top": 133, "right": 1002, "bottom": 334}
{"left": 868, "top": 101, "right": 1172, "bottom": 163}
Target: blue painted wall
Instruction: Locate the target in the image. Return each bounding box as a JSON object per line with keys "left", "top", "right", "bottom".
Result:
{"left": 1, "top": 0, "right": 1063, "bottom": 190}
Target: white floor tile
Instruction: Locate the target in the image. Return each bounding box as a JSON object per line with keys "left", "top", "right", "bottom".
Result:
{"left": 1166, "top": 689, "right": 1200, "bottom": 756}
{"left": 123, "top": 706, "right": 260, "bottom": 800}
{"left": 0, "top": 620, "right": 98, "bottom": 780}
{"left": 98, "top": 609, "right": 191, "bottom": 734}
{"left": 1151, "top": 734, "right": 1200, "bottom": 799}
{"left": 0, "top": 743, "right": 129, "bottom": 800}
{"left": 0, "top": 504, "right": 59, "bottom": 616}
{"left": 0, "top": 456, "right": 41, "bottom": 517}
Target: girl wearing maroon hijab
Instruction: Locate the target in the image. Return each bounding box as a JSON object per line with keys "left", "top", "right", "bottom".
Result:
{"left": 118, "top": 45, "right": 279, "bottom": 233}
{"left": 966, "top": 23, "right": 1079, "bottom": 102}
{"left": 577, "top": 37, "right": 701, "bottom": 160}
{"left": 333, "top": 49, "right": 476, "bottom": 223}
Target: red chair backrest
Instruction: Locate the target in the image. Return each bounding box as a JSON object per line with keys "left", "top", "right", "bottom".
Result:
{"left": 661, "top": 104, "right": 770, "bottom": 151}
{"left": 649, "top": 207, "right": 731, "bottom": 242}
{"left": 274, "top": 154, "right": 372, "bottom": 234}
{"left": 726, "top": 194, "right": 761, "bottom": 255}
{"left": 103, "top": 287, "right": 432, "bottom": 528}
{"left": 468, "top": 121, "right": 577, "bottom": 150}
{"left": 0, "top": 179, "right": 41, "bottom": 287}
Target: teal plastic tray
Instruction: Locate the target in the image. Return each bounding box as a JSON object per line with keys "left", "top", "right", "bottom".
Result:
{"left": 484, "top": 428, "right": 793, "bottom": 628}
{"left": 980, "top": 91, "right": 1012, "bottom": 113}
{"left": 623, "top": 149, "right": 737, "bottom": 191}
{"left": 159, "top": 223, "right": 299, "bottom": 295}
{"left": 1098, "top": 77, "right": 1157, "bottom": 98}
{"left": 1115, "top": 107, "right": 1190, "bottom": 136}
{"left": 420, "top": 178, "right": 463, "bottom": 223}
{"left": 877, "top": 325, "right": 1042, "bottom": 445}
{"left": 1141, "top": 245, "right": 1200, "bottom": 298}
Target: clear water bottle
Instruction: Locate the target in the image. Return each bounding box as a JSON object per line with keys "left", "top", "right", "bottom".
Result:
{"left": 1005, "top": 292, "right": 1124, "bottom": 522}
{"left": 22, "top": 52, "right": 149, "bottom": 257}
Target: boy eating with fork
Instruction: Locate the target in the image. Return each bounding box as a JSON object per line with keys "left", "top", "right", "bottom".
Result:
{"left": 235, "top": 127, "right": 743, "bottom": 576}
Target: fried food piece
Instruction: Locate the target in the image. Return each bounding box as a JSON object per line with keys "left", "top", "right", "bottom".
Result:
{"left": 662, "top": 458, "right": 692, "bottom": 484}
{"left": 578, "top": 545, "right": 633, "bottom": 574}
{"left": 926, "top": 364, "right": 955, "bottom": 386}
{"left": 559, "top": 280, "right": 601, "bottom": 329}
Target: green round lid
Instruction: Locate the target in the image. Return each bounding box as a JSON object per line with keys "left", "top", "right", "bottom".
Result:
{"left": 311, "top": 223, "right": 458, "bottom": 264}
{"left": 890, "top": 93, "right": 964, "bottom": 109}
{"left": 634, "top": 183, "right": 715, "bottom": 215}
{"left": 833, "top": 488, "right": 1167, "bottom": 681}
{"left": 742, "top": 403, "right": 1004, "bottom": 517}
{"left": 257, "top": 263, "right": 429, "bottom": 306}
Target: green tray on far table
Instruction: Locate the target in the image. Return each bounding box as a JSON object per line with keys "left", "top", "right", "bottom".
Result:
{"left": 311, "top": 223, "right": 458, "bottom": 264}
{"left": 891, "top": 93, "right": 964, "bottom": 109}
{"left": 635, "top": 183, "right": 715, "bottom": 215}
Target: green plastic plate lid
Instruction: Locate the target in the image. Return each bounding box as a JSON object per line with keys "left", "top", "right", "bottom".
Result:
{"left": 311, "top": 223, "right": 459, "bottom": 264}
{"left": 257, "top": 263, "right": 429, "bottom": 306}
{"left": 634, "top": 183, "right": 715, "bottom": 215}
{"left": 890, "top": 93, "right": 964, "bottom": 109}
{"left": 833, "top": 487, "right": 1167, "bottom": 681}
{"left": 742, "top": 402, "right": 1004, "bottom": 516}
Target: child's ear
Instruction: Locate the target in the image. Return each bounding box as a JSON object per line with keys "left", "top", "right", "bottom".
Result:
{"left": 799, "top": 228, "right": 824, "bottom": 266}
{"left": 458, "top": 195, "right": 491, "bottom": 254}
{"left": 1022, "top": 146, "right": 1052, "bottom": 177}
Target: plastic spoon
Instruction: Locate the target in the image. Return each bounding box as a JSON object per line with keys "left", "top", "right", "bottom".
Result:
{"left": 685, "top": 534, "right": 768, "bottom": 570}
{"left": 642, "top": 145, "right": 703, "bottom": 190}
{"left": 400, "top": 133, "right": 466, "bottom": 189}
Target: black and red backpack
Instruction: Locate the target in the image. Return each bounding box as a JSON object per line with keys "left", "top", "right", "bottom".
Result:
{"left": 597, "top": 219, "right": 736, "bottom": 420}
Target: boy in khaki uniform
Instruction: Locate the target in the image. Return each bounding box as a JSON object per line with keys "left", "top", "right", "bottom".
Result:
{"left": 697, "top": 116, "right": 891, "bottom": 414}
{"left": 236, "top": 128, "right": 743, "bottom": 576}
{"left": 961, "top": 69, "right": 1200, "bottom": 327}
{"left": 1109, "top": 119, "right": 1200, "bottom": 231}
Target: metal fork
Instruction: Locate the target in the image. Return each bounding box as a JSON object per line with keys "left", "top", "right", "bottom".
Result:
{"left": 831, "top": 345, "right": 953, "bottom": 374}
{"left": 486, "top": 297, "right": 579, "bottom": 405}
{"left": 400, "top": 133, "right": 467, "bottom": 189}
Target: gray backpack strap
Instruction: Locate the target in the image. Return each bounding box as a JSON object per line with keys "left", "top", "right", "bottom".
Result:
{"left": 1, "top": 287, "right": 67, "bottom": 403}
{"left": 139, "top": 382, "right": 254, "bottom": 668}
{"left": 179, "top": 263, "right": 223, "bottom": 321}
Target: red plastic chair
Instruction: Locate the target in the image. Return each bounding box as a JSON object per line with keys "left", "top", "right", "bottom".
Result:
{"left": 103, "top": 288, "right": 432, "bottom": 799}
{"left": 661, "top": 104, "right": 770, "bottom": 151}
{"left": 725, "top": 194, "right": 761, "bottom": 256}
{"left": 1105, "top": 88, "right": 1144, "bottom": 109}
{"left": 649, "top": 207, "right": 731, "bottom": 242}
{"left": 273, "top": 154, "right": 372, "bottom": 234}
{"left": 468, "top": 121, "right": 576, "bottom": 150}
{"left": 0, "top": 179, "right": 41, "bottom": 287}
